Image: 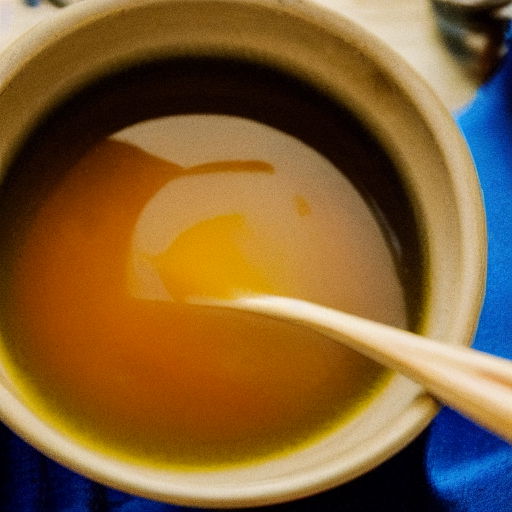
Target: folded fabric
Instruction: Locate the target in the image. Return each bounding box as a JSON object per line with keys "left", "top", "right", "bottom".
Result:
{"left": 425, "top": 39, "right": 512, "bottom": 512}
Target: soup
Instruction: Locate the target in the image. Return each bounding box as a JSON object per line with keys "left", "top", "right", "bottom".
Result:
{"left": 0, "top": 58, "right": 424, "bottom": 470}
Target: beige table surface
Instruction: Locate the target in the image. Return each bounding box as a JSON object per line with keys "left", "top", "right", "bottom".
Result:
{"left": 0, "top": 0, "right": 479, "bottom": 110}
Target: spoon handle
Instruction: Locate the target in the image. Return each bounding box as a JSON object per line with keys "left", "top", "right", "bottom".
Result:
{"left": 213, "top": 294, "right": 512, "bottom": 443}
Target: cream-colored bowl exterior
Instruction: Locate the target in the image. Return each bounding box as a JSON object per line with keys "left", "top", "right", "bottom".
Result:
{"left": 0, "top": 0, "right": 486, "bottom": 507}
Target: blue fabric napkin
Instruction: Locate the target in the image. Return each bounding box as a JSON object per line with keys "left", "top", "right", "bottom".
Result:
{"left": 424, "top": 41, "right": 512, "bottom": 512}
{"left": 2, "top": 40, "right": 512, "bottom": 512}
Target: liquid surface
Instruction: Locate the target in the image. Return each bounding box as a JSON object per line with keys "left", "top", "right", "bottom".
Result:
{"left": 1, "top": 115, "right": 407, "bottom": 469}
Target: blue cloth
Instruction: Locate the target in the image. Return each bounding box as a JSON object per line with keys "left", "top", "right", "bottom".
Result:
{"left": 2, "top": 40, "right": 512, "bottom": 512}
{"left": 424, "top": 42, "right": 512, "bottom": 512}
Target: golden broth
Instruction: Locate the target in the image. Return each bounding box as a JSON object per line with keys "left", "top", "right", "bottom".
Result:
{"left": 0, "top": 114, "right": 408, "bottom": 469}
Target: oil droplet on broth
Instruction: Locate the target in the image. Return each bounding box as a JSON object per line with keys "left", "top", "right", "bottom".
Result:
{"left": 4, "top": 115, "right": 407, "bottom": 469}
{"left": 294, "top": 195, "right": 312, "bottom": 217}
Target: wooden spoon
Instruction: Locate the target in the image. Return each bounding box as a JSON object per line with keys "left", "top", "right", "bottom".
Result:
{"left": 193, "top": 294, "right": 512, "bottom": 443}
